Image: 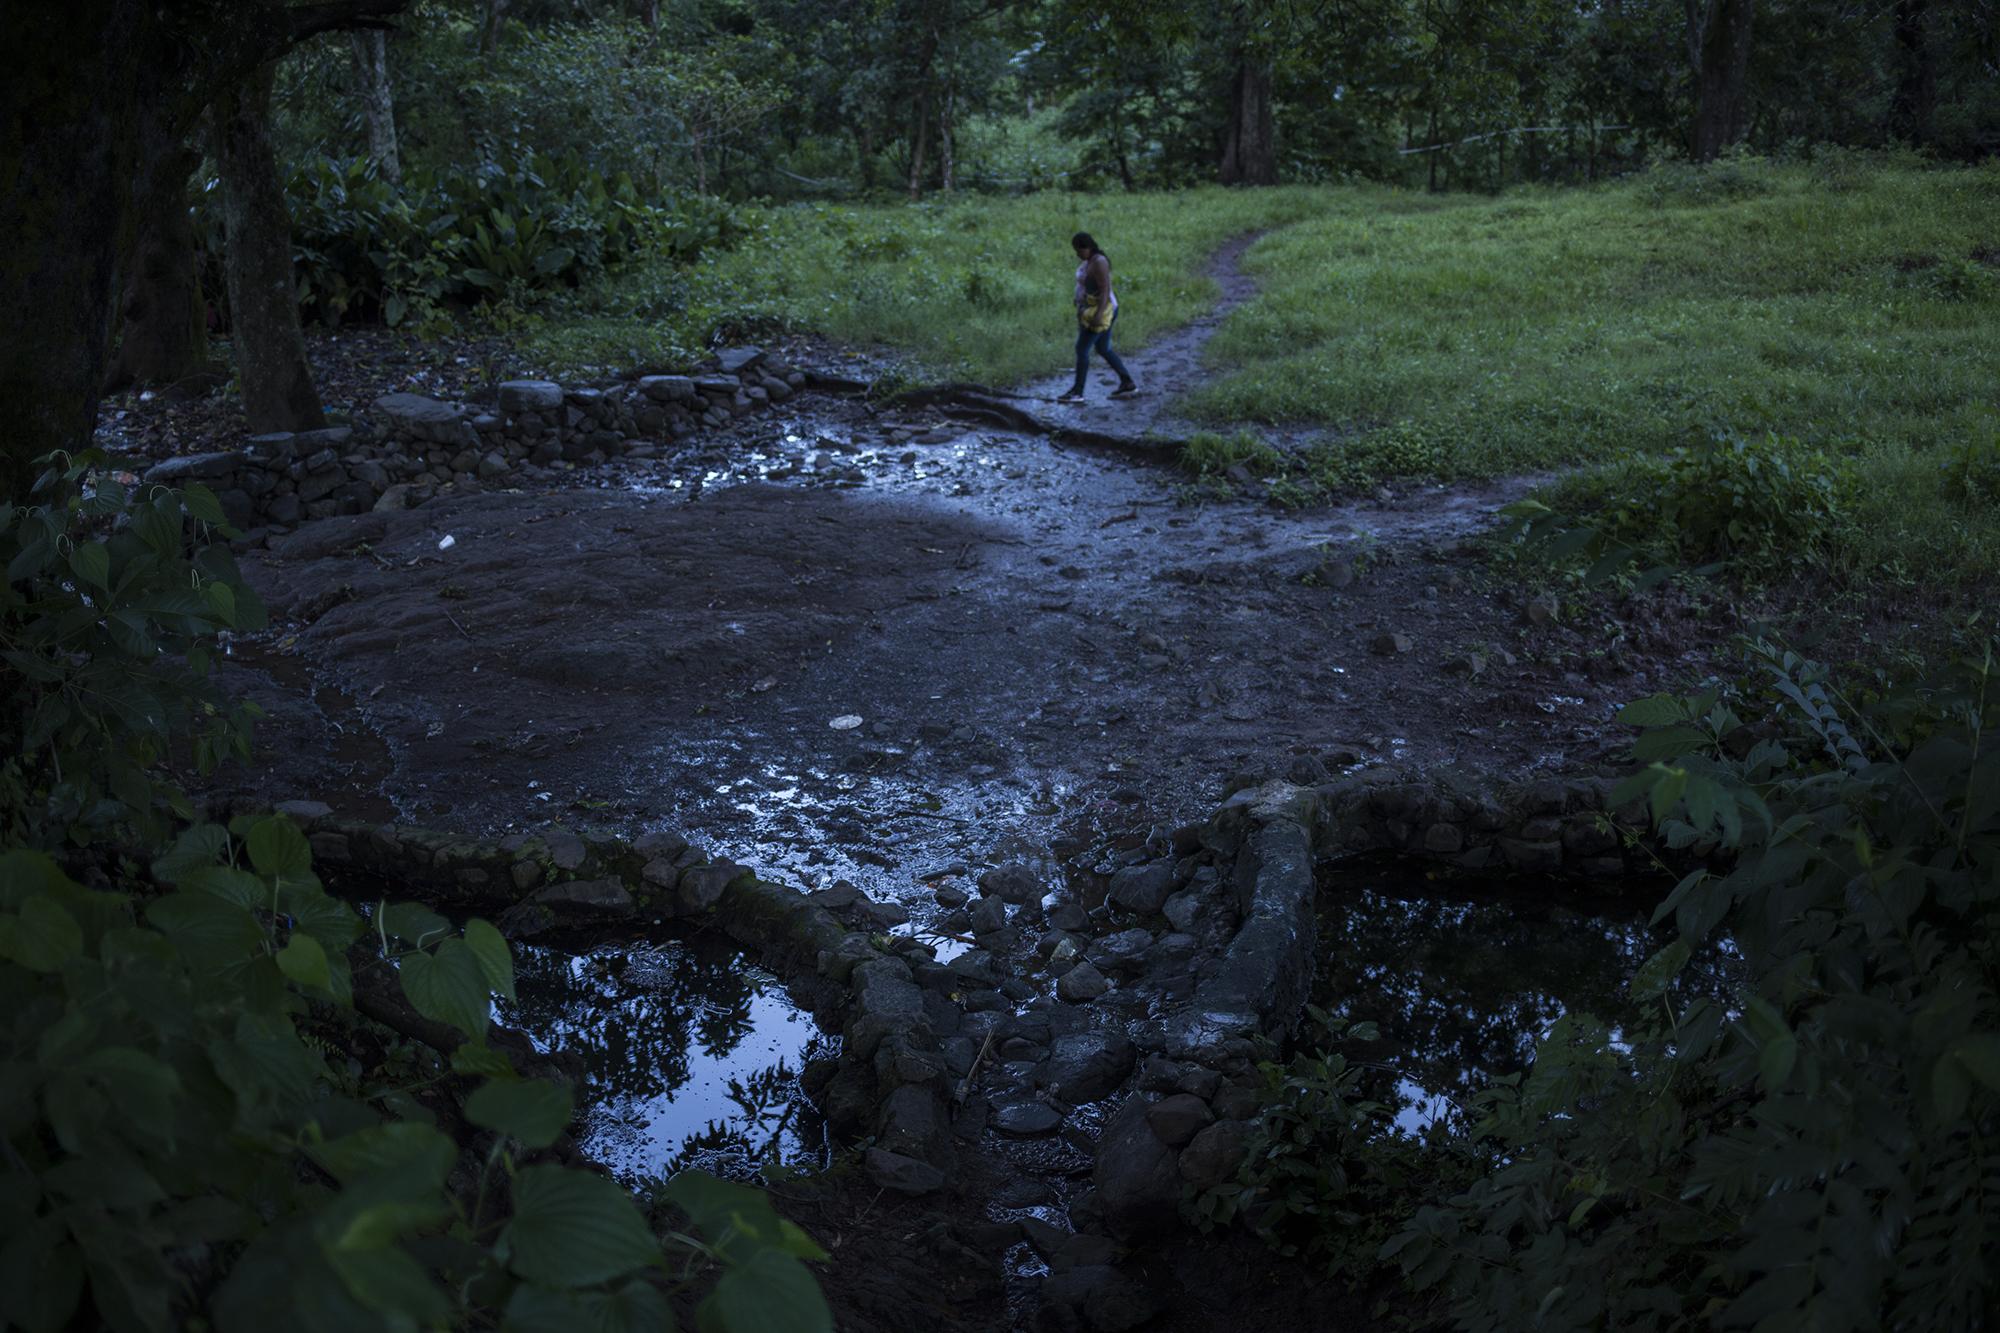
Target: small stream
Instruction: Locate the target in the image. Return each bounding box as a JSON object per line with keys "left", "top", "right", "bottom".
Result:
{"left": 498, "top": 933, "right": 833, "bottom": 1182}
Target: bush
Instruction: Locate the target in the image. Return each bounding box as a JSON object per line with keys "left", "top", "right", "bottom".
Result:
{"left": 1387, "top": 637, "right": 2000, "bottom": 1329}
{"left": 1639, "top": 148, "right": 1774, "bottom": 207}
{"left": 1506, "top": 429, "right": 1857, "bottom": 580}
{"left": 2, "top": 454, "right": 833, "bottom": 1330}
{"left": 197, "top": 152, "right": 746, "bottom": 330}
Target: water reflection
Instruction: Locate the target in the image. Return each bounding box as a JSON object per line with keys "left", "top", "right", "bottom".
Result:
{"left": 500, "top": 936, "right": 831, "bottom": 1181}
{"left": 1314, "top": 878, "right": 1730, "bottom": 1133}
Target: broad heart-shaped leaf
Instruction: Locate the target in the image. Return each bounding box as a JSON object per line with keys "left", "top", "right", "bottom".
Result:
{"left": 399, "top": 937, "right": 491, "bottom": 1038}
{"left": 381, "top": 901, "right": 452, "bottom": 949}
{"left": 0, "top": 897, "right": 83, "bottom": 973}
{"left": 246, "top": 816, "right": 312, "bottom": 880}
{"left": 660, "top": 1170, "right": 798, "bottom": 1265}
{"left": 147, "top": 891, "right": 265, "bottom": 973}
{"left": 323, "top": 1243, "right": 450, "bottom": 1325}
{"left": 308, "top": 1121, "right": 456, "bottom": 1190}
{"left": 278, "top": 881, "right": 362, "bottom": 950}
{"left": 150, "top": 822, "right": 234, "bottom": 885}
{"left": 67, "top": 540, "right": 110, "bottom": 591}
{"left": 463, "top": 918, "right": 515, "bottom": 1002}
{"left": 501, "top": 1164, "right": 661, "bottom": 1288}
{"left": 503, "top": 1279, "right": 673, "bottom": 1333}
{"left": 276, "top": 933, "right": 333, "bottom": 992}
{"left": 697, "top": 1248, "right": 831, "bottom": 1333}
{"left": 466, "top": 1078, "right": 572, "bottom": 1148}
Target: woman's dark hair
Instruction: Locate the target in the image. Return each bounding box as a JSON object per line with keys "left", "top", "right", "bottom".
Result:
{"left": 1072, "top": 232, "right": 1100, "bottom": 255}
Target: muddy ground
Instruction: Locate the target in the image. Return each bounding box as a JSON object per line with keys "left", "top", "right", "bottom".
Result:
{"left": 118, "top": 236, "right": 1756, "bottom": 1330}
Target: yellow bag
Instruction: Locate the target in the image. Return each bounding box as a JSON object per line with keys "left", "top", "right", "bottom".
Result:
{"left": 1079, "top": 297, "right": 1115, "bottom": 334}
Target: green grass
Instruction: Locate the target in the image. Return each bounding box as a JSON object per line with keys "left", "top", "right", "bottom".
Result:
{"left": 521, "top": 186, "right": 1330, "bottom": 386}
{"left": 522, "top": 155, "right": 2000, "bottom": 586}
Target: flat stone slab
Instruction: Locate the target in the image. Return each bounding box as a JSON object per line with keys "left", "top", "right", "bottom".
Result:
{"left": 497, "top": 380, "right": 564, "bottom": 413}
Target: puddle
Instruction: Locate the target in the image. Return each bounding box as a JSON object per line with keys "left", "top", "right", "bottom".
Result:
{"left": 499, "top": 934, "right": 833, "bottom": 1182}
{"left": 1313, "top": 871, "right": 1733, "bottom": 1135}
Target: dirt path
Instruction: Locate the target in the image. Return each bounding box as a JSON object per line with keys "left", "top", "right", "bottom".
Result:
{"left": 1002, "top": 232, "right": 1268, "bottom": 440}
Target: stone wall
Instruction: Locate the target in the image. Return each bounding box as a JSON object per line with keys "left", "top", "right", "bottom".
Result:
{"left": 137, "top": 347, "right": 813, "bottom": 538}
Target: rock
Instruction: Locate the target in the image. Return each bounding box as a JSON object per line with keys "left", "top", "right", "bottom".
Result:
{"left": 716, "top": 346, "right": 763, "bottom": 373}
{"left": 1048, "top": 902, "right": 1089, "bottom": 932}
{"left": 1053, "top": 1233, "right": 1118, "bottom": 1272}
{"left": 497, "top": 380, "right": 564, "bottom": 413}
{"left": 1525, "top": 595, "right": 1558, "bottom": 626}
{"left": 143, "top": 451, "right": 240, "bottom": 485}
{"left": 1499, "top": 837, "right": 1563, "bottom": 874}
{"left": 968, "top": 896, "right": 1008, "bottom": 934}
{"left": 1422, "top": 822, "right": 1465, "bottom": 854}
{"left": 875, "top": 1085, "right": 948, "bottom": 1163}
{"left": 1041, "top": 1030, "right": 1135, "bottom": 1103}
{"left": 1443, "top": 652, "right": 1487, "bottom": 678}
{"left": 675, "top": 862, "right": 742, "bottom": 912}
{"left": 1092, "top": 1096, "right": 1179, "bottom": 1238}
{"left": 935, "top": 883, "right": 970, "bottom": 908}
{"left": 1145, "top": 1093, "right": 1215, "bottom": 1148}
{"left": 1041, "top": 1265, "right": 1158, "bottom": 1333}
{"left": 530, "top": 877, "right": 633, "bottom": 913}
{"left": 373, "top": 392, "right": 467, "bottom": 443}
{"left": 977, "top": 862, "right": 1042, "bottom": 904}
{"left": 639, "top": 857, "right": 681, "bottom": 893}
{"left": 1084, "top": 928, "right": 1153, "bottom": 976}
{"left": 864, "top": 1148, "right": 943, "bottom": 1196}
{"left": 1371, "top": 631, "right": 1414, "bottom": 655}
{"left": 273, "top": 799, "right": 332, "bottom": 823}
{"left": 1178, "top": 1119, "right": 1255, "bottom": 1192}
{"left": 1162, "top": 889, "right": 1204, "bottom": 933}
{"left": 992, "top": 1100, "right": 1062, "bottom": 1136}
{"left": 372, "top": 482, "right": 419, "bottom": 512}
{"left": 1056, "top": 961, "right": 1110, "bottom": 1004}
{"left": 1106, "top": 862, "right": 1176, "bottom": 916}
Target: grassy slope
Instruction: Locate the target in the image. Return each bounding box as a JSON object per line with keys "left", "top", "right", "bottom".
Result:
{"left": 530, "top": 159, "right": 1999, "bottom": 583}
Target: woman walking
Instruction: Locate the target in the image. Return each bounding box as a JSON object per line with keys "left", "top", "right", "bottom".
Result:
{"left": 1060, "top": 232, "right": 1138, "bottom": 402}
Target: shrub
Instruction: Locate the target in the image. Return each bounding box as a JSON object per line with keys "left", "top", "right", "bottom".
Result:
{"left": 1505, "top": 429, "right": 1857, "bottom": 580}
{"left": 1387, "top": 637, "right": 2000, "bottom": 1330}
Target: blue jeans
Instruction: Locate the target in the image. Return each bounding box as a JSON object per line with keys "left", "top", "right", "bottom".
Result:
{"left": 1072, "top": 309, "right": 1133, "bottom": 392}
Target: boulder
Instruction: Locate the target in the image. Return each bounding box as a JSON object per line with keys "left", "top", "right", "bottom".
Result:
{"left": 1056, "top": 961, "right": 1110, "bottom": 1004}
{"left": 497, "top": 380, "right": 564, "bottom": 414}
{"left": 1107, "top": 862, "right": 1176, "bottom": 916}
{"left": 1041, "top": 1030, "right": 1135, "bottom": 1103}
{"left": 978, "top": 861, "right": 1043, "bottom": 904}
{"left": 1091, "top": 1096, "right": 1179, "bottom": 1238}
{"left": 530, "top": 877, "right": 633, "bottom": 914}
{"left": 864, "top": 1148, "right": 944, "bottom": 1196}
{"left": 1178, "top": 1119, "right": 1254, "bottom": 1192}
{"left": 143, "top": 451, "right": 241, "bottom": 485}
{"left": 716, "top": 346, "right": 763, "bottom": 373}
{"left": 1145, "top": 1093, "right": 1215, "bottom": 1148}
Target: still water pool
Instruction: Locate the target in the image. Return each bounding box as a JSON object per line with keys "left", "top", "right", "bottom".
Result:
{"left": 500, "top": 934, "right": 832, "bottom": 1182}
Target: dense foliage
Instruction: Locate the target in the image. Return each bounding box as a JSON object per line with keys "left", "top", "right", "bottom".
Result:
{"left": 0, "top": 456, "right": 831, "bottom": 1331}
{"left": 1211, "top": 634, "right": 2000, "bottom": 1329}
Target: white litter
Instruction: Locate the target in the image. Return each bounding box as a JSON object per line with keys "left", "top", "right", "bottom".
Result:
{"left": 829, "top": 714, "right": 863, "bottom": 731}
{"left": 437, "top": 534, "right": 456, "bottom": 550}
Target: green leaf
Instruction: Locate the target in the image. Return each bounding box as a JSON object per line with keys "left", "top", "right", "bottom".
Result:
{"left": 463, "top": 918, "right": 515, "bottom": 1002}
{"left": 381, "top": 901, "right": 451, "bottom": 949}
{"left": 181, "top": 483, "right": 227, "bottom": 526}
{"left": 399, "top": 937, "right": 491, "bottom": 1037}
{"left": 697, "top": 1249, "right": 831, "bottom": 1333}
{"left": 1759, "top": 1033, "right": 1798, "bottom": 1090}
{"left": 1617, "top": 696, "right": 1686, "bottom": 729}
{"left": 501, "top": 1165, "right": 660, "bottom": 1288}
{"left": 504, "top": 1280, "right": 674, "bottom": 1333}
{"left": 1949, "top": 1035, "right": 2000, "bottom": 1093}
{"left": 246, "top": 816, "right": 312, "bottom": 879}
{"left": 67, "top": 541, "right": 110, "bottom": 591}
{"left": 309, "top": 1122, "right": 456, "bottom": 1189}
{"left": 466, "top": 1079, "right": 573, "bottom": 1149}
{"left": 150, "top": 823, "right": 231, "bottom": 885}
{"left": 147, "top": 891, "right": 264, "bottom": 972}
{"left": 182, "top": 865, "right": 265, "bottom": 909}
{"left": 1648, "top": 767, "right": 1689, "bottom": 825}
{"left": 323, "top": 1243, "right": 450, "bottom": 1324}
{"left": 0, "top": 897, "right": 83, "bottom": 972}
{"left": 277, "top": 933, "right": 332, "bottom": 992}
{"left": 1934, "top": 1052, "right": 1972, "bottom": 1121}
{"left": 450, "top": 1042, "right": 516, "bottom": 1078}
{"left": 1630, "top": 939, "right": 1692, "bottom": 1004}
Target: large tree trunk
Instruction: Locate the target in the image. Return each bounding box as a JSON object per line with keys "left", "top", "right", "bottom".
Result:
{"left": 938, "top": 90, "right": 955, "bottom": 193}
{"left": 0, "top": 2, "right": 154, "bottom": 498}
{"left": 1888, "top": 0, "right": 1936, "bottom": 145}
{"left": 1218, "top": 60, "right": 1277, "bottom": 186}
{"left": 1687, "top": 0, "right": 1756, "bottom": 160}
{"left": 348, "top": 30, "right": 401, "bottom": 183}
{"left": 215, "top": 63, "right": 325, "bottom": 434}
{"left": 0, "top": 0, "right": 405, "bottom": 500}
{"left": 106, "top": 144, "right": 212, "bottom": 392}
